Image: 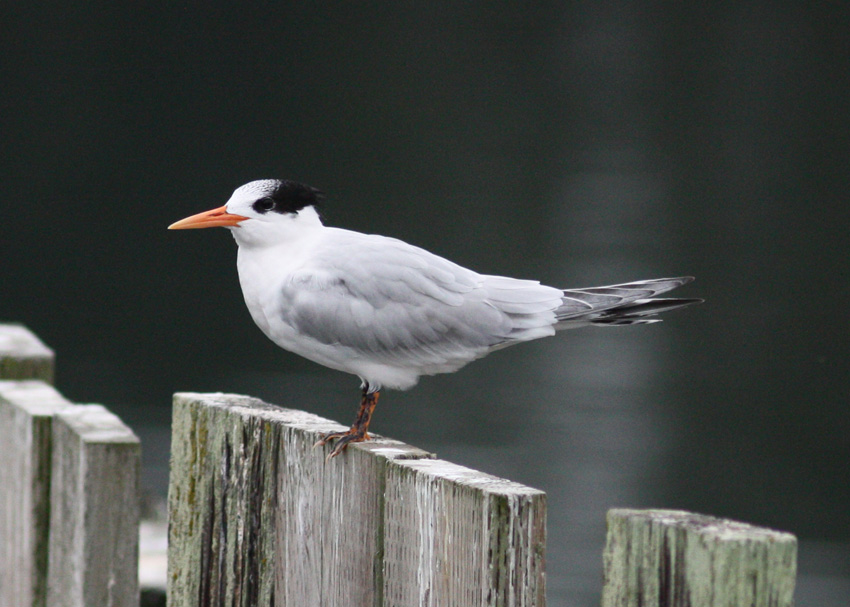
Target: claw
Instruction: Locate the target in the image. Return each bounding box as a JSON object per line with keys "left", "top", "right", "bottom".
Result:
{"left": 313, "top": 431, "right": 348, "bottom": 449}
{"left": 317, "top": 387, "right": 380, "bottom": 459}
{"left": 325, "top": 431, "right": 370, "bottom": 459}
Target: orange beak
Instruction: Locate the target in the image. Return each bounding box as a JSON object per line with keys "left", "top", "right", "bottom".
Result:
{"left": 168, "top": 205, "right": 249, "bottom": 230}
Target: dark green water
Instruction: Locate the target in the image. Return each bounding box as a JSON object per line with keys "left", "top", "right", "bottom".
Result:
{"left": 3, "top": 4, "right": 848, "bottom": 604}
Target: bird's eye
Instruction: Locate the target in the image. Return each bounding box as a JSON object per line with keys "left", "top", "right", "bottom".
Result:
{"left": 253, "top": 197, "right": 276, "bottom": 213}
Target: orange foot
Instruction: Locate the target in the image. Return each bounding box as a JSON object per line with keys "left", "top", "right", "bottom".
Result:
{"left": 314, "top": 388, "right": 379, "bottom": 459}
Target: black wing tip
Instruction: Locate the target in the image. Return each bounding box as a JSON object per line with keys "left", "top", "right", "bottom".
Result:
{"left": 588, "top": 297, "right": 703, "bottom": 325}
{"left": 556, "top": 276, "right": 701, "bottom": 322}
{"left": 626, "top": 297, "right": 704, "bottom": 313}
{"left": 647, "top": 296, "right": 704, "bottom": 305}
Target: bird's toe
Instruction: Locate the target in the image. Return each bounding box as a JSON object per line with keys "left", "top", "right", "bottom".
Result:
{"left": 313, "top": 431, "right": 348, "bottom": 449}
{"left": 321, "top": 430, "right": 370, "bottom": 459}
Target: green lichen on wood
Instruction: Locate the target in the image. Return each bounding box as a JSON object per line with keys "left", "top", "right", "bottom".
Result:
{"left": 602, "top": 509, "right": 797, "bottom": 607}
{"left": 168, "top": 393, "right": 544, "bottom": 607}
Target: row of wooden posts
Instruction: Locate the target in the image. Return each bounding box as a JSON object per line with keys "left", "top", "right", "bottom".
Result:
{"left": 0, "top": 323, "right": 798, "bottom": 606}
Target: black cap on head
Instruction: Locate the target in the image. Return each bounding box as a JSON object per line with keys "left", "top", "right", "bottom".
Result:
{"left": 251, "top": 180, "right": 325, "bottom": 215}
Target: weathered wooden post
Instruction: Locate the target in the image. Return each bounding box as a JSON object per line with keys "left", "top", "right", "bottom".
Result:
{"left": 47, "top": 405, "right": 141, "bottom": 607}
{"left": 0, "top": 323, "right": 55, "bottom": 383}
{"left": 0, "top": 324, "right": 142, "bottom": 607}
{"left": 383, "top": 459, "right": 546, "bottom": 607}
{"left": 1, "top": 324, "right": 804, "bottom": 606}
{"left": 167, "top": 392, "right": 547, "bottom": 607}
{"left": 0, "top": 381, "right": 73, "bottom": 607}
{"left": 0, "top": 324, "right": 63, "bottom": 607}
{"left": 601, "top": 508, "right": 797, "bottom": 607}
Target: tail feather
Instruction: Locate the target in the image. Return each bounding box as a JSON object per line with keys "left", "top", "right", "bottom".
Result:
{"left": 588, "top": 298, "right": 704, "bottom": 325}
{"left": 555, "top": 277, "right": 702, "bottom": 327}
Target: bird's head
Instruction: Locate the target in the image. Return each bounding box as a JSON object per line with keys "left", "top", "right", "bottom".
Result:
{"left": 169, "top": 179, "right": 325, "bottom": 246}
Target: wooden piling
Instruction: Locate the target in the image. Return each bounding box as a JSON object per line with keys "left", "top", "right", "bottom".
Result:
{"left": 1, "top": 323, "right": 805, "bottom": 606}
{"left": 601, "top": 508, "right": 797, "bottom": 607}
{"left": 167, "top": 392, "right": 547, "bottom": 607}
{"left": 383, "top": 459, "right": 546, "bottom": 607}
{"left": 0, "top": 323, "right": 55, "bottom": 383}
{"left": 0, "top": 381, "right": 73, "bottom": 607}
{"left": 0, "top": 325, "right": 142, "bottom": 607}
{"left": 46, "top": 405, "right": 141, "bottom": 607}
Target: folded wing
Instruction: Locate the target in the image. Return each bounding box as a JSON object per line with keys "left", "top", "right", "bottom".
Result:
{"left": 276, "top": 234, "right": 563, "bottom": 370}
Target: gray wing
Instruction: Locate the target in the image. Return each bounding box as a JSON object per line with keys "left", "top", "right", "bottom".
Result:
{"left": 277, "top": 233, "right": 562, "bottom": 367}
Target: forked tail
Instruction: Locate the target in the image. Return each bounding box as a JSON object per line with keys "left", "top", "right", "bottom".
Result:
{"left": 555, "top": 277, "right": 702, "bottom": 327}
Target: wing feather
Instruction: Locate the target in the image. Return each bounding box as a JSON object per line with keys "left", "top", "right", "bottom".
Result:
{"left": 276, "top": 233, "right": 561, "bottom": 367}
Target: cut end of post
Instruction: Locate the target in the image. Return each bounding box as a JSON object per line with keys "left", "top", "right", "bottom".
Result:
{"left": 602, "top": 508, "right": 797, "bottom": 607}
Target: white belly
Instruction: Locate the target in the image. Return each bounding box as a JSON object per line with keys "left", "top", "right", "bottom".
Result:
{"left": 235, "top": 245, "right": 423, "bottom": 390}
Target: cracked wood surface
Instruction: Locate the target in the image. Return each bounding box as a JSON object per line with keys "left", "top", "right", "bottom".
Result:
{"left": 167, "top": 392, "right": 547, "bottom": 607}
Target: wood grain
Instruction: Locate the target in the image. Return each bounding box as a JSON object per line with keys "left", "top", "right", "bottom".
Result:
{"left": 0, "top": 381, "right": 73, "bottom": 607}
{"left": 167, "top": 392, "right": 547, "bottom": 607}
{"left": 601, "top": 508, "right": 797, "bottom": 607}
{"left": 47, "top": 405, "right": 141, "bottom": 607}
{"left": 383, "top": 458, "right": 547, "bottom": 607}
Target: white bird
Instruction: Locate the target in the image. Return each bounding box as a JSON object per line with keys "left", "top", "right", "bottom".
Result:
{"left": 169, "top": 179, "right": 701, "bottom": 457}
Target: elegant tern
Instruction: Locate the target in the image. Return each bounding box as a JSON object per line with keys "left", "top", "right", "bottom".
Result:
{"left": 170, "top": 179, "right": 701, "bottom": 457}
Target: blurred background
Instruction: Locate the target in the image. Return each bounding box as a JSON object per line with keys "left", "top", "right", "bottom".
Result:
{"left": 2, "top": 3, "right": 848, "bottom": 605}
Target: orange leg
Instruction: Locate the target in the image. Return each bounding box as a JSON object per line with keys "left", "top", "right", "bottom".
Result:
{"left": 315, "top": 386, "right": 380, "bottom": 458}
